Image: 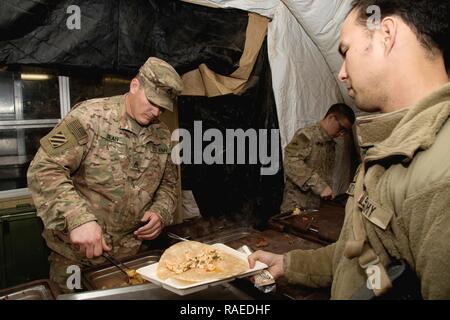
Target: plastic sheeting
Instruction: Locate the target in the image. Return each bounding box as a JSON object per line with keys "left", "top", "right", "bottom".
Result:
{"left": 281, "top": 0, "right": 354, "bottom": 107}
{"left": 181, "top": 13, "right": 269, "bottom": 96}
{"left": 182, "top": 0, "right": 278, "bottom": 18}
{"left": 179, "top": 42, "right": 284, "bottom": 223}
{"left": 190, "top": 0, "right": 355, "bottom": 194}
{"left": 0, "top": 0, "right": 248, "bottom": 75}
{"left": 268, "top": 2, "right": 344, "bottom": 149}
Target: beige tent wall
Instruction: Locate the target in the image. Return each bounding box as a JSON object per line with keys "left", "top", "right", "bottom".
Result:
{"left": 185, "top": 0, "right": 356, "bottom": 195}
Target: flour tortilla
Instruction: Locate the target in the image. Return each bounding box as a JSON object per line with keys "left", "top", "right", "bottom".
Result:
{"left": 157, "top": 241, "right": 249, "bottom": 283}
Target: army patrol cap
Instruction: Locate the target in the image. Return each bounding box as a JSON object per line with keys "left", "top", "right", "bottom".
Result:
{"left": 138, "top": 57, "right": 183, "bottom": 112}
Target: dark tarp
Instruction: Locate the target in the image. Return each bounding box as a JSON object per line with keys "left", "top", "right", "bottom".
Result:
{"left": 179, "top": 41, "right": 284, "bottom": 226}
{"left": 0, "top": 0, "right": 247, "bottom": 75}
{"left": 0, "top": 0, "right": 284, "bottom": 224}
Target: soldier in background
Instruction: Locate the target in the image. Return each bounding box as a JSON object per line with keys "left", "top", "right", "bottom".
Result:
{"left": 280, "top": 103, "right": 355, "bottom": 212}
{"left": 27, "top": 57, "right": 183, "bottom": 292}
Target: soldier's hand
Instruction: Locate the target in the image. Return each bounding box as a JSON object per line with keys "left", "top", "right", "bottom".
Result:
{"left": 134, "top": 211, "right": 163, "bottom": 240}
{"left": 320, "top": 185, "right": 335, "bottom": 200}
{"left": 248, "top": 250, "right": 284, "bottom": 279}
{"left": 69, "top": 221, "right": 111, "bottom": 259}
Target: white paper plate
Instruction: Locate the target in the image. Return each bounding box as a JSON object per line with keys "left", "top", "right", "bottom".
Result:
{"left": 136, "top": 243, "right": 268, "bottom": 296}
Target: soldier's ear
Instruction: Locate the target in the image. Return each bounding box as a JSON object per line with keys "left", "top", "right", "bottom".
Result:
{"left": 379, "top": 16, "right": 397, "bottom": 56}
{"left": 130, "top": 78, "right": 140, "bottom": 94}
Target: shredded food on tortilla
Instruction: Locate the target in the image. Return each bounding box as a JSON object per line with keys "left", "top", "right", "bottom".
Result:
{"left": 165, "top": 249, "right": 223, "bottom": 274}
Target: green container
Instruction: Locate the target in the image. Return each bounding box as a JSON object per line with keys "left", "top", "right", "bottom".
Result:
{"left": 0, "top": 204, "right": 50, "bottom": 289}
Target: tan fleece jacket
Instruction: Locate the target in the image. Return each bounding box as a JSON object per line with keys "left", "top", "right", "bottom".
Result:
{"left": 284, "top": 82, "right": 450, "bottom": 299}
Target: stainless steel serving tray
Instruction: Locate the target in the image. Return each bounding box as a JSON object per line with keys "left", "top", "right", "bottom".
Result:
{"left": 58, "top": 282, "right": 253, "bottom": 300}
{"left": 0, "top": 279, "right": 59, "bottom": 300}
{"left": 192, "top": 226, "right": 255, "bottom": 244}
{"left": 81, "top": 250, "right": 162, "bottom": 291}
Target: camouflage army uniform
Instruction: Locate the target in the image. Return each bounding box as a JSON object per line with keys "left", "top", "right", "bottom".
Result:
{"left": 284, "top": 83, "right": 450, "bottom": 299}
{"left": 281, "top": 123, "right": 335, "bottom": 212}
{"left": 27, "top": 95, "right": 178, "bottom": 291}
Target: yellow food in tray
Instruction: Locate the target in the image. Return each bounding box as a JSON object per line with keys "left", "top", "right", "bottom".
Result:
{"left": 126, "top": 269, "right": 146, "bottom": 285}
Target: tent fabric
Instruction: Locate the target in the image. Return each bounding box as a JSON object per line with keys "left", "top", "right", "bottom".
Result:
{"left": 0, "top": 0, "right": 118, "bottom": 69}
{"left": 194, "top": 0, "right": 354, "bottom": 194}
{"left": 182, "top": 0, "right": 278, "bottom": 18}
{"left": 179, "top": 41, "right": 284, "bottom": 223}
{"left": 268, "top": 2, "right": 344, "bottom": 149}
{"left": 0, "top": 0, "right": 248, "bottom": 75}
{"left": 181, "top": 13, "right": 269, "bottom": 97}
{"left": 281, "top": 0, "right": 354, "bottom": 107}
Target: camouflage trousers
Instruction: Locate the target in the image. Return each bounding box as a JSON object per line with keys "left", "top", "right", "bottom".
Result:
{"left": 48, "top": 252, "right": 85, "bottom": 294}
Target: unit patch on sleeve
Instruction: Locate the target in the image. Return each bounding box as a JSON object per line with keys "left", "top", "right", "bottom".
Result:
{"left": 40, "top": 119, "right": 87, "bottom": 156}
{"left": 48, "top": 132, "right": 68, "bottom": 148}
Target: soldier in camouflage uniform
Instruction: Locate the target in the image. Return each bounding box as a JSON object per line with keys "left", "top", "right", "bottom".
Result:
{"left": 280, "top": 104, "right": 355, "bottom": 212}
{"left": 27, "top": 57, "right": 183, "bottom": 292}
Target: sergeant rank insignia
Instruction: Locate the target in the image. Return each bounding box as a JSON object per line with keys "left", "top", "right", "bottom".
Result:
{"left": 48, "top": 131, "right": 68, "bottom": 148}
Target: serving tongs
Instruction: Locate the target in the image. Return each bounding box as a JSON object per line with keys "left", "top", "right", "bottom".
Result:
{"left": 166, "top": 232, "right": 190, "bottom": 242}
{"left": 271, "top": 210, "right": 295, "bottom": 221}
{"left": 101, "top": 252, "right": 131, "bottom": 277}
{"left": 271, "top": 208, "right": 319, "bottom": 221}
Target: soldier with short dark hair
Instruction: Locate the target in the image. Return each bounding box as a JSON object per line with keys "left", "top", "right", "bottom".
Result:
{"left": 280, "top": 103, "right": 355, "bottom": 212}
{"left": 27, "top": 57, "right": 183, "bottom": 292}
{"left": 250, "top": 0, "right": 450, "bottom": 299}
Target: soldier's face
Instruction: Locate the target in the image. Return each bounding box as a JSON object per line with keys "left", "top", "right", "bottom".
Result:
{"left": 127, "top": 79, "right": 163, "bottom": 126}
{"left": 338, "top": 10, "right": 388, "bottom": 112}
{"left": 323, "top": 114, "right": 352, "bottom": 138}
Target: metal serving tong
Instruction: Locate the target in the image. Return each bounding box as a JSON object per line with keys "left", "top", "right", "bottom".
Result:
{"left": 271, "top": 208, "right": 319, "bottom": 221}
{"left": 166, "top": 232, "right": 190, "bottom": 242}
{"left": 271, "top": 210, "right": 294, "bottom": 221}
{"left": 101, "top": 252, "right": 131, "bottom": 276}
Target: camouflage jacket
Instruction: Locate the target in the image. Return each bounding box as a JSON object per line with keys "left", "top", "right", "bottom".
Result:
{"left": 281, "top": 123, "right": 335, "bottom": 212}
{"left": 27, "top": 95, "right": 178, "bottom": 263}
{"left": 284, "top": 83, "right": 450, "bottom": 299}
